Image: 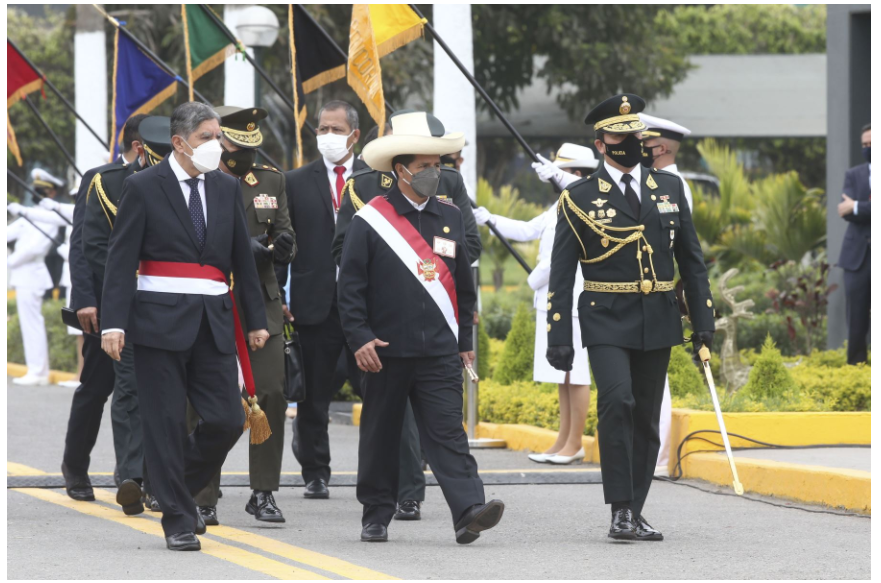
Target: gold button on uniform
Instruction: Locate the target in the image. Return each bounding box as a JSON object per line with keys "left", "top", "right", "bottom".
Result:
{"left": 670, "top": 221, "right": 675, "bottom": 225}
{"left": 547, "top": 324, "right": 552, "bottom": 332}
{"left": 707, "top": 299, "right": 713, "bottom": 307}
{"left": 644, "top": 268, "right": 649, "bottom": 274}
{"left": 443, "top": 226, "right": 450, "bottom": 233}
{"left": 547, "top": 302, "right": 552, "bottom": 310}
{"left": 553, "top": 313, "right": 561, "bottom": 321}
{"left": 590, "top": 301, "right": 596, "bottom": 306}
{"left": 651, "top": 195, "right": 657, "bottom": 201}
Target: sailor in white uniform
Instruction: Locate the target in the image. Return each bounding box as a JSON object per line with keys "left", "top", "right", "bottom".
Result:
{"left": 473, "top": 143, "right": 598, "bottom": 465}
{"left": 638, "top": 112, "right": 695, "bottom": 477}
{"left": 6, "top": 169, "right": 65, "bottom": 385}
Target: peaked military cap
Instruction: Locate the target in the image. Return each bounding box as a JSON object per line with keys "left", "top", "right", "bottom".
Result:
{"left": 584, "top": 93, "right": 647, "bottom": 134}
{"left": 638, "top": 113, "right": 691, "bottom": 142}
{"left": 215, "top": 105, "right": 267, "bottom": 149}
{"left": 30, "top": 168, "right": 64, "bottom": 189}
{"left": 139, "top": 116, "right": 173, "bottom": 166}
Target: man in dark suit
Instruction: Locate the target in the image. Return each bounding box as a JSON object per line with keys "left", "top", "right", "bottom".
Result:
{"left": 101, "top": 102, "right": 269, "bottom": 551}
{"left": 278, "top": 100, "right": 364, "bottom": 499}
{"left": 837, "top": 123, "right": 871, "bottom": 365}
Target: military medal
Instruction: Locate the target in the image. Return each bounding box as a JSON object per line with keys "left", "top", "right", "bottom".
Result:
{"left": 417, "top": 258, "right": 438, "bottom": 282}
{"left": 433, "top": 236, "right": 456, "bottom": 258}
{"left": 600, "top": 229, "right": 609, "bottom": 248}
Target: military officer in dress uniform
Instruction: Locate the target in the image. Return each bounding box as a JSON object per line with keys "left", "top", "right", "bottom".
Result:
{"left": 188, "top": 106, "right": 296, "bottom": 526}
{"left": 638, "top": 112, "right": 694, "bottom": 479}
{"left": 545, "top": 94, "right": 715, "bottom": 541}
{"left": 332, "top": 111, "right": 482, "bottom": 521}
{"left": 79, "top": 115, "right": 172, "bottom": 515}
{"left": 338, "top": 111, "right": 503, "bottom": 544}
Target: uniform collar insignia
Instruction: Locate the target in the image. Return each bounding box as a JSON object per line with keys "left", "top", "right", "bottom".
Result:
{"left": 646, "top": 174, "right": 658, "bottom": 190}
{"left": 597, "top": 178, "right": 612, "bottom": 193}
{"left": 380, "top": 174, "right": 393, "bottom": 189}
{"left": 243, "top": 171, "right": 259, "bottom": 186}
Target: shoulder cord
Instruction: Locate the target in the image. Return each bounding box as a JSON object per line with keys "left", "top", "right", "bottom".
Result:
{"left": 87, "top": 173, "right": 116, "bottom": 229}
{"left": 346, "top": 179, "right": 365, "bottom": 211}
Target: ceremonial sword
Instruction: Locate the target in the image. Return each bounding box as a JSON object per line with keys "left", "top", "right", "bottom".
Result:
{"left": 698, "top": 345, "right": 744, "bottom": 495}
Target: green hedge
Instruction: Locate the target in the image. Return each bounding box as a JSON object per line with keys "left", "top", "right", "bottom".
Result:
{"left": 494, "top": 303, "right": 535, "bottom": 385}
{"left": 7, "top": 299, "right": 78, "bottom": 373}
{"left": 479, "top": 379, "right": 598, "bottom": 436}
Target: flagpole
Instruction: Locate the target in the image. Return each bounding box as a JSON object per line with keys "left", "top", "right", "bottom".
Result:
{"left": 197, "top": 5, "right": 319, "bottom": 137}
{"left": 6, "top": 169, "right": 74, "bottom": 227}
{"left": 22, "top": 94, "right": 82, "bottom": 177}
{"left": 91, "top": 5, "right": 283, "bottom": 170}
{"left": 9, "top": 39, "right": 110, "bottom": 151}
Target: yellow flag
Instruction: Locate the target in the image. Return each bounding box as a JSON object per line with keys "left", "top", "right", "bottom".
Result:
{"left": 348, "top": 4, "right": 385, "bottom": 135}
{"left": 7, "top": 110, "right": 23, "bottom": 166}
{"left": 367, "top": 4, "right": 426, "bottom": 57}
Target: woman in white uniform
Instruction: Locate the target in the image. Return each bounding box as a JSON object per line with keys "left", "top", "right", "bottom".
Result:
{"left": 474, "top": 143, "right": 598, "bottom": 464}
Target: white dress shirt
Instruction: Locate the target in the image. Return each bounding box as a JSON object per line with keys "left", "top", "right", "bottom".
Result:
{"left": 603, "top": 161, "right": 642, "bottom": 202}
{"left": 324, "top": 154, "right": 355, "bottom": 223}
{"left": 169, "top": 152, "right": 207, "bottom": 224}
{"left": 662, "top": 163, "right": 693, "bottom": 209}
{"left": 403, "top": 194, "right": 429, "bottom": 212}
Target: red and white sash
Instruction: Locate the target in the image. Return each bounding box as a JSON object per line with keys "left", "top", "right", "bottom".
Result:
{"left": 355, "top": 197, "right": 459, "bottom": 341}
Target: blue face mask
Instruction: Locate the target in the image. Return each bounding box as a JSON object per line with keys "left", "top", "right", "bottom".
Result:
{"left": 863, "top": 146, "right": 871, "bottom": 164}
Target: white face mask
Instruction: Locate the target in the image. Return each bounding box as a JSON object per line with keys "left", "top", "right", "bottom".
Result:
{"left": 178, "top": 136, "right": 223, "bottom": 173}
{"left": 316, "top": 131, "right": 354, "bottom": 164}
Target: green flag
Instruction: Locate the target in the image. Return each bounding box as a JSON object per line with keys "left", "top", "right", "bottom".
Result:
{"left": 182, "top": 5, "right": 241, "bottom": 100}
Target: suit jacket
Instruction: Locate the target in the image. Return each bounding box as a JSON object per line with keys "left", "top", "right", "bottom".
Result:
{"left": 101, "top": 156, "right": 267, "bottom": 353}
{"left": 547, "top": 164, "right": 714, "bottom": 352}
{"left": 839, "top": 163, "right": 871, "bottom": 271}
{"left": 280, "top": 156, "right": 368, "bottom": 325}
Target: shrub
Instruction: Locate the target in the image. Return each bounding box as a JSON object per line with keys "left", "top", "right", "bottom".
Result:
{"left": 741, "top": 335, "right": 797, "bottom": 399}
{"left": 479, "top": 379, "right": 597, "bottom": 436}
{"left": 487, "top": 338, "right": 505, "bottom": 379}
{"left": 494, "top": 303, "right": 535, "bottom": 385}
{"left": 667, "top": 345, "right": 705, "bottom": 397}
{"left": 7, "top": 299, "right": 78, "bottom": 373}
{"left": 481, "top": 285, "right": 534, "bottom": 340}
{"left": 477, "top": 323, "right": 491, "bottom": 380}
{"left": 790, "top": 364, "right": 871, "bottom": 412}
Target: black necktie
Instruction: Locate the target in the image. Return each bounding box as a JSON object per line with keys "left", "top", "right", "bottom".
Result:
{"left": 621, "top": 174, "right": 640, "bottom": 218}
{"left": 185, "top": 177, "right": 206, "bottom": 251}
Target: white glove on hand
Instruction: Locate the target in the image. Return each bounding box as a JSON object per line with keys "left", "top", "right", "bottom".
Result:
{"left": 531, "top": 154, "right": 565, "bottom": 185}
{"left": 7, "top": 203, "right": 25, "bottom": 217}
{"left": 39, "top": 198, "right": 60, "bottom": 211}
{"left": 473, "top": 206, "right": 493, "bottom": 226}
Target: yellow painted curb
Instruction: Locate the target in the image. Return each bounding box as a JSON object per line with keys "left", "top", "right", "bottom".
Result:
{"left": 475, "top": 421, "right": 600, "bottom": 463}
{"left": 685, "top": 452, "right": 871, "bottom": 514}
{"left": 352, "top": 402, "right": 362, "bottom": 426}
{"left": 7, "top": 362, "right": 77, "bottom": 384}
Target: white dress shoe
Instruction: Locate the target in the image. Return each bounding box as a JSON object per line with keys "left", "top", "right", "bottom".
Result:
{"left": 12, "top": 375, "right": 49, "bottom": 386}
{"left": 547, "top": 448, "right": 586, "bottom": 465}
{"left": 653, "top": 465, "right": 670, "bottom": 478}
{"left": 58, "top": 380, "right": 81, "bottom": 389}
{"left": 527, "top": 452, "right": 557, "bottom": 463}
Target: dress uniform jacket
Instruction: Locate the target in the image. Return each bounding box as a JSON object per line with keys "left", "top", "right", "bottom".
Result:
{"left": 332, "top": 165, "right": 482, "bottom": 265}
{"left": 82, "top": 162, "right": 138, "bottom": 281}
{"left": 547, "top": 164, "right": 714, "bottom": 351}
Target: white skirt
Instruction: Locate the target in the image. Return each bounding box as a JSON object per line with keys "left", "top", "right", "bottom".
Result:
{"left": 533, "top": 310, "right": 590, "bottom": 385}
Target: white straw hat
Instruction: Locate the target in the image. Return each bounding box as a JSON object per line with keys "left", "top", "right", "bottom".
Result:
{"left": 362, "top": 111, "right": 465, "bottom": 172}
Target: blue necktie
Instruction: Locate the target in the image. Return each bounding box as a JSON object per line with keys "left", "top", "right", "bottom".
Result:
{"left": 185, "top": 177, "right": 206, "bottom": 251}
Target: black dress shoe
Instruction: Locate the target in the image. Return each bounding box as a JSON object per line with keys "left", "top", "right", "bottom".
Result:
{"left": 61, "top": 463, "right": 94, "bottom": 502}
{"left": 246, "top": 491, "right": 286, "bottom": 523}
{"left": 608, "top": 508, "right": 637, "bottom": 540}
{"left": 166, "top": 532, "right": 201, "bottom": 551}
{"left": 198, "top": 505, "right": 219, "bottom": 526}
{"left": 304, "top": 479, "right": 329, "bottom": 499}
{"left": 635, "top": 515, "right": 664, "bottom": 541}
{"left": 394, "top": 500, "right": 421, "bottom": 521}
{"left": 145, "top": 493, "right": 162, "bottom": 512}
{"left": 454, "top": 500, "right": 505, "bottom": 545}
{"left": 195, "top": 510, "right": 207, "bottom": 535}
{"left": 116, "top": 479, "right": 144, "bottom": 516}
{"left": 360, "top": 523, "right": 388, "bottom": 542}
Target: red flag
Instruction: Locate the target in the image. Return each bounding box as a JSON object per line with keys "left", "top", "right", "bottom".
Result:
{"left": 7, "top": 40, "right": 44, "bottom": 108}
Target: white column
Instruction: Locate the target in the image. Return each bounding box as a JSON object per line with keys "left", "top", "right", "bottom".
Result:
{"left": 432, "top": 4, "right": 477, "bottom": 202}
{"left": 223, "top": 5, "right": 256, "bottom": 108}
{"left": 75, "top": 5, "right": 108, "bottom": 171}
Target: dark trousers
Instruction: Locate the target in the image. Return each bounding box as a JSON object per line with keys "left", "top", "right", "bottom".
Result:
{"left": 135, "top": 316, "right": 244, "bottom": 537}
{"left": 62, "top": 333, "right": 115, "bottom": 476}
{"left": 844, "top": 251, "right": 871, "bottom": 365}
{"left": 192, "top": 333, "right": 287, "bottom": 506}
{"left": 358, "top": 355, "right": 484, "bottom": 527}
{"left": 397, "top": 400, "right": 426, "bottom": 503}
{"left": 295, "top": 304, "right": 357, "bottom": 484}
{"left": 111, "top": 344, "right": 143, "bottom": 482}
{"left": 588, "top": 345, "right": 671, "bottom": 518}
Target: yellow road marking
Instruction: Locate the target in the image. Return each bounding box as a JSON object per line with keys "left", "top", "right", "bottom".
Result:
{"left": 13, "top": 488, "right": 327, "bottom": 580}
{"left": 7, "top": 462, "right": 48, "bottom": 476}
{"left": 90, "top": 489, "right": 397, "bottom": 580}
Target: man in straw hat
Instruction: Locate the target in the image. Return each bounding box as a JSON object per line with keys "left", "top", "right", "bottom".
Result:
{"left": 338, "top": 111, "right": 504, "bottom": 544}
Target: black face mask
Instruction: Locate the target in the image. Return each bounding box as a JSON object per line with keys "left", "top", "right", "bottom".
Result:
{"left": 642, "top": 144, "right": 660, "bottom": 168}
{"left": 863, "top": 146, "right": 871, "bottom": 164}
{"left": 221, "top": 145, "right": 257, "bottom": 177}
{"left": 602, "top": 133, "right": 643, "bottom": 168}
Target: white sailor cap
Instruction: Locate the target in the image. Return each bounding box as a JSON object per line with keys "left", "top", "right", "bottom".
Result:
{"left": 638, "top": 113, "right": 691, "bottom": 142}
{"left": 553, "top": 143, "right": 598, "bottom": 170}
{"left": 30, "top": 168, "right": 64, "bottom": 189}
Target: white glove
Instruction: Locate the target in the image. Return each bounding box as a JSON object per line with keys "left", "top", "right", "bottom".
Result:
{"left": 7, "top": 203, "right": 25, "bottom": 217}
{"left": 531, "top": 154, "right": 565, "bottom": 185}
{"left": 473, "top": 206, "right": 493, "bottom": 226}
{"left": 39, "top": 197, "right": 60, "bottom": 211}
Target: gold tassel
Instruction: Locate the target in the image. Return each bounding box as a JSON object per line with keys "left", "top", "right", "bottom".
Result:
{"left": 241, "top": 397, "right": 251, "bottom": 432}
{"left": 247, "top": 396, "right": 272, "bottom": 445}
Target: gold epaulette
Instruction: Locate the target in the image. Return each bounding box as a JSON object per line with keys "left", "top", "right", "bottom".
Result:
{"left": 346, "top": 179, "right": 365, "bottom": 211}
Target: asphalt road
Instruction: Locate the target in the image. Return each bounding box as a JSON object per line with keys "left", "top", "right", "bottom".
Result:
{"left": 6, "top": 379, "right": 871, "bottom": 579}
